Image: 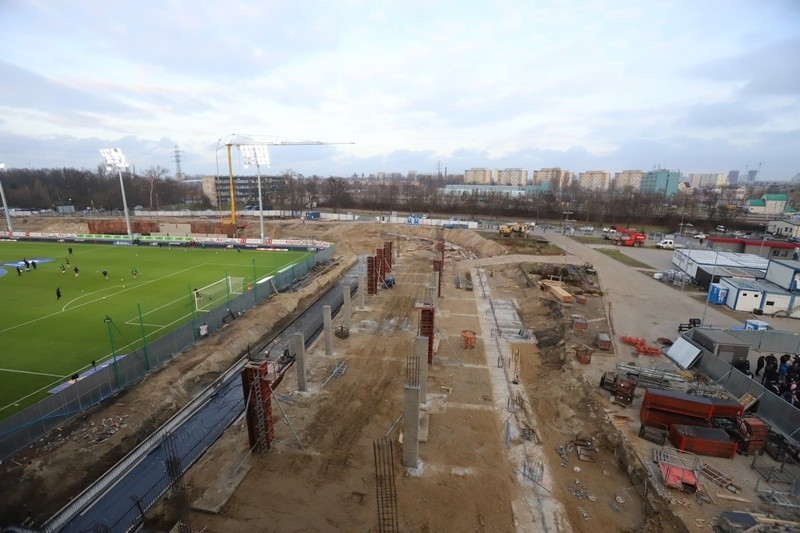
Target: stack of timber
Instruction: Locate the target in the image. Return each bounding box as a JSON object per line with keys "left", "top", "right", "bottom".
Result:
{"left": 540, "top": 279, "right": 574, "bottom": 304}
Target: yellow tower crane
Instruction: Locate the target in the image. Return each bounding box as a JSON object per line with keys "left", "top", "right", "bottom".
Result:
{"left": 215, "top": 134, "right": 354, "bottom": 233}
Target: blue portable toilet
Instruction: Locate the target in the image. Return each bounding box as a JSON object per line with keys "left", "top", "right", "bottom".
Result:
{"left": 709, "top": 283, "right": 728, "bottom": 305}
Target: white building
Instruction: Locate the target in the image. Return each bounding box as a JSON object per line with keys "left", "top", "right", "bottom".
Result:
{"left": 687, "top": 173, "right": 726, "bottom": 189}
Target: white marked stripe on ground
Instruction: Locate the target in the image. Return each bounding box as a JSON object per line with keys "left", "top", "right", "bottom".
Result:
{"left": 0, "top": 367, "right": 66, "bottom": 378}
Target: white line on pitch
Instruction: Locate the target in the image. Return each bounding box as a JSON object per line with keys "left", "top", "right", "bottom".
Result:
{"left": 0, "top": 367, "right": 66, "bottom": 378}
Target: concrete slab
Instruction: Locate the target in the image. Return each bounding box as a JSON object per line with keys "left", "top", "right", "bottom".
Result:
{"left": 192, "top": 460, "right": 251, "bottom": 514}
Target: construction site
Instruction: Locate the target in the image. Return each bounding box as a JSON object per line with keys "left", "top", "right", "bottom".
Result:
{"left": 1, "top": 217, "right": 799, "bottom": 532}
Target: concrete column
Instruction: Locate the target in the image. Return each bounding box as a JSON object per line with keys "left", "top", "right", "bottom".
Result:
{"left": 402, "top": 385, "right": 420, "bottom": 468}
{"left": 359, "top": 273, "right": 366, "bottom": 310}
{"left": 343, "top": 285, "right": 352, "bottom": 329}
{"left": 294, "top": 332, "right": 307, "bottom": 392}
{"left": 425, "top": 285, "right": 438, "bottom": 308}
{"left": 433, "top": 271, "right": 440, "bottom": 297}
{"left": 323, "top": 305, "right": 333, "bottom": 355}
{"left": 415, "top": 336, "right": 428, "bottom": 404}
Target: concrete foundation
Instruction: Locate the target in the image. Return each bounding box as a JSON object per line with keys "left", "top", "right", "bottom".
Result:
{"left": 294, "top": 332, "right": 307, "bottom": 392}
{"left": 402, "top": 384, "right": 420, "bottom": 468}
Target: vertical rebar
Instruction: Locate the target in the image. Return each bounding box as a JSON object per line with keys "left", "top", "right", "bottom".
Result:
{"left": 373, "top": 437, "right": 399, "bottom": 532}
{"left": 165, "top": 432, "right": 193, "bottom": 533}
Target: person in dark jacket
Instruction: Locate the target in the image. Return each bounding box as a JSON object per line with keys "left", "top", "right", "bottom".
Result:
{"left": 755, "top": 355, "right": 766, "bottom": 377}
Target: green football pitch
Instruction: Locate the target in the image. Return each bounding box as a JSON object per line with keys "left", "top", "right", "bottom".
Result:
{"left": 0, "top": 241, "right": 311, "bottom": 419}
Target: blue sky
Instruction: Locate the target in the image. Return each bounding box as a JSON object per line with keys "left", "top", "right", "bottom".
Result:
{"left": 1, "top": 1, "right": 799, "bottom": 180}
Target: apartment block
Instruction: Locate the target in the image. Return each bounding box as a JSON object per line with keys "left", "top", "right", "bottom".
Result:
{"left": 496, "top": 168, "right": 528, "bottom": 186}
{"left": 641, "top": 169, "right": 681, "bottom": 197}
{"left": 687, "top": 173, "right": 726, "bottom": 189}
{"left": 613, "top": 170, "right": 643, "bottom": 190}
{"left": 533, "top": 167, "right": 571, "bottom": 189}
{"left": 578, "top": 170, "right": 610, "bottom": 191}
{"left": 464, "top": 168, "right": 493, "bottom": 185}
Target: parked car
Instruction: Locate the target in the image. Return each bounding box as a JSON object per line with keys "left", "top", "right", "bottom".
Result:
{"left": 601, "top": 228, "right": 617, "bottom": 239}
{"left": 693, "top": 233, "right": 708, "bottom": 239}
{"left": 578, "top": 226, "right": 594, "bottom": 232}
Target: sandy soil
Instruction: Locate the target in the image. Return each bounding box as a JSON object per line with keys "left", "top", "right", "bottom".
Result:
{"left": 1, "top": 218, "right": 684, "bottom": 531}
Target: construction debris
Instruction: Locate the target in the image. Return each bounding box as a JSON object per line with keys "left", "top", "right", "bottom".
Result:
{"left": 715, "top": 511, "right": 800, "bottom": 532}
{"left": 574, "top": 432, "right": 598, "bottom": 462}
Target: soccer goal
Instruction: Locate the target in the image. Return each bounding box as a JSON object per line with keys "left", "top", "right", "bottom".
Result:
{"left": 194, "top": 276, "right": 245, "bottom": 312}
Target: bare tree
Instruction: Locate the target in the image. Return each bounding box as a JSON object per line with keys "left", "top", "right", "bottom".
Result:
{"left": 143, "top": 166, "right": 169, "bottom": 209}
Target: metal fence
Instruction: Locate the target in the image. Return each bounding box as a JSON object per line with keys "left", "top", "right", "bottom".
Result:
{"left": 0, "top": 246, "right": 336, "bottom": 461}
{"left": 695, "top": 350, "right": 800, "bottom": 444}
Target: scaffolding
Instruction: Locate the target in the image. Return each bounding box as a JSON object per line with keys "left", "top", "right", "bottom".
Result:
{"left": 241, "top": 360, "right": 274, "bottom": 454}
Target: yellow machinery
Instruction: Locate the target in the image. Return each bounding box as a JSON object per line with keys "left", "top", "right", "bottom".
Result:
{"left": 499, "top": 222, "right": 529, "bottom": 237}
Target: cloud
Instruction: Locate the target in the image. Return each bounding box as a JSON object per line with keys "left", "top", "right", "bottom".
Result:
{"left": 681, "top": 102, "right": 765, "bottom": 129}
{"left": 691, "top": 37, "right": 800, "bottom": 97}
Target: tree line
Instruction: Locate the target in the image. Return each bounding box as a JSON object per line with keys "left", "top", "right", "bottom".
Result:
{"left": 1, "top": 166, "right": 793, "bottom": 231}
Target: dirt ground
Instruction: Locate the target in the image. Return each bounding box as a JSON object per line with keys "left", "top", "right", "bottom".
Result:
{"left": 0, "top": 218, "right": 708, "bottom": 531}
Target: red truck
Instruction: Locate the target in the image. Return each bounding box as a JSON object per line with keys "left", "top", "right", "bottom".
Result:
{"left": 611, "top": 230, "right": 647, "bottom": 247}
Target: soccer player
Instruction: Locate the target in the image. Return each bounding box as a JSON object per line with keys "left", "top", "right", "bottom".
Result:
{"left": 56, "top": 287, "right": 62, "bottom": 300}
{"left": 74, "top": 266, "right": 80, "bottom": 277}
{"left": 102, "top": 270, "right": 109, "bottom": 280}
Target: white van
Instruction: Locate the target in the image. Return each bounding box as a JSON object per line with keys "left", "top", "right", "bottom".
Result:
{"left": 656, "top": 238, "right": 684, "bottom": 250}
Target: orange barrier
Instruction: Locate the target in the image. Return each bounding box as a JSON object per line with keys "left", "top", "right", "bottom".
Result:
{"left": 620, "top": 336, "right": 662, "bottom": 356}
{"left": 461, "top": 330, "right": 477, "bottom": 349}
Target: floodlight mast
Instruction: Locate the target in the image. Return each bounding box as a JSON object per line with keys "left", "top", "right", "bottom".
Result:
{"left": 0, "top": 163, "right": 12, "bottom": 233}
{"left": 240, "top": 145, "right": 270, "bottom": 243}
{"left": 99, "top": 148, "right": 133, "bottom": 239}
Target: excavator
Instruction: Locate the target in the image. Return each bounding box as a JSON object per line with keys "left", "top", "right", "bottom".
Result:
{"left": 498, "top": 222, "right": 530, "bottom": 237}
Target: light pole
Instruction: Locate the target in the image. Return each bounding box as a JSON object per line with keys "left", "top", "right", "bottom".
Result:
{"left": 240, "top": 144, "right": 271, "bottom": 243}
{"left": 701, "top": 249, "right": 720, "bottom": 326}
{"left": 562, "top": 211, "right": 573, "bottom": 257}
{"left": 99, "top": 148, "right": 133, "bottom": 239}
{"left": 0, "top": 162, "right": 12, "bottom": 234}
{"left": 759, "top": 224, "right": 769, "bottom": 257}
